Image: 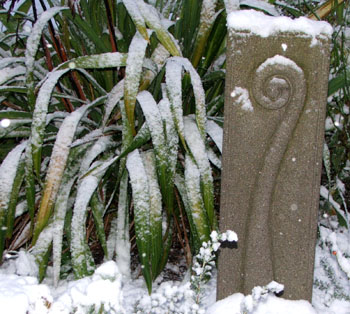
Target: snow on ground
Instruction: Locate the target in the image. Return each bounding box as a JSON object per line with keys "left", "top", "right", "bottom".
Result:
{"left": 0, "top": 223, "right": 349, "bottom": 314}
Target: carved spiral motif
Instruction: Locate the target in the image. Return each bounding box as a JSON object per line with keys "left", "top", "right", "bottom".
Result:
{"left": 243, "top": 55, "right": 307, "bottom": 290}
{"left": 252, "top": 55, "right": 305, "bottom": 110}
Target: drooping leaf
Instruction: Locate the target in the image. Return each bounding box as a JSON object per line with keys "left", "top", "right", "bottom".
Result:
{"left": 136, "top": 0, "right": 181, "bottom": 57}
{"left": 126, "top": 149, "right": 152, "bottom": 293}
{"left": 184, "top": 155, "right": 210, "bottom": 250}
{"left": 0, "top": 141, "right": 27, "bottom": 259}
{"left": 25, "top": 6, "right": 69, "bottom": 109}
{"left": 32, "top": 97, "right": 106, "bottom": 245}
{"left": 123, "top": 32, "right": 148, "bottom": 135}
{"left": 184, "top": 116, "right": 215, "bottom": 230}
{"left": 122, "top": 0, "right": 149, "bottom": 41}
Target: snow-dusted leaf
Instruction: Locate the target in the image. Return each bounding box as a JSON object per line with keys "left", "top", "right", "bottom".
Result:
{"left": 5, "top": 157, "right": 25, "bottom": 239}
{"left": 90, "top": 192, "right": 108, "bottom": 257}
{"left": 137, "top": 91, "right": 176, "bottom": 215}
{"left": 323, "top": 143, "right": 331, "bottom": 184}
{"left": 25, "top": 6, "right": 69, "bottom": 109}
{"left": 126, "top": 149, "right": 152, "bottom": 292}
{"left": 184, "top": 116, "right": 215, "bottom": 229}
{"left": 180, "top": 59, "right": 207, "bottom": 140}
{"left": 0, "top": 119, "right": 32, "bottom": 139}
{"left": 320, "top": 186, "right": 349, "bottom": 229}
{"left": 327, "top": 232, "right": 350, "bottom": 279}
{"left": 122, "top": 0, "right": 149, "bottom": 41}
{"left": 207, "top": 146, "right": 221, "bottom": 169}
{"left": 136, "top": 0, "right": 181, "bottom": 57}
{"left": 124, "top": 32, "right": 148, "bottom": 134}
{"left": 0, "top": 141, "right": 27, "bottom": 258}
{"left": 30, "top": 69, "right": 70, "bottom": 176}
{"left": 140, "top": 44, "right": 169, "bottom": 90}
{"left": 224, "top": 0, "right": 240, "bottom": 13}
{"left": 32, "top": 97, "right": 106, "bottom": 244}
{"left": 74, "top": 69, "right": 107, "bottom": 96}
{"left": 166, "top": 57, "right": 207, "bottom": 143}
{"left": 80, "top": 122, "right": 151, "bottom": 180}
{"left": 107, "top": 171, "right": 131, "bottom": 278}
{"left": 184, "top": 155, "right": 210, "bottom": 247}
{"left": 0, "top": 57, "right": 25, "bottom": 70}
{"left": 240, "top": 0, "right": 280, "bottom": 16}
{"left": 141, "top": 150, "right": 163, "bottom": 279}
{"left": 31, "top": 222, "right": 54, "bottom": 281}
{"left": 103, "top": 79, "right": 124, "bottom": 126}
{"left": 206, "top": 119, "right": 223, "bottom": 153}
{"left": 191, "top": 0, "right": 218, "bottom": 68}
{"left": 57, "top": 52, "right": 128, "bottom": 70}
{"left": 165, "top": 58, "right": 186, "bottom": 149}
{"left": 137, "top": 91, "right": 166, "bottom": 163}
{"left": 51, "top": 144, "right": 91, "bottom": 286}
{"left": 71, "top": 159, "right": 110, "bottom": 278}
{"left": 78, "top": 135, "right": 114, "bottom": 178}
{"left": 0, "top": 66, "right": 26, "bottom": 85}
{"left": 174, "top": 173, "right": 201, "bottom": 251}
{"left": 158, "top": 97, "right": 178, "bottom": 176}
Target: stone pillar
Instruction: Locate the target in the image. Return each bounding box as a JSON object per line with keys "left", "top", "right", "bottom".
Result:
{"left": 217, "top": 11, "right": 332, "bottom": 301}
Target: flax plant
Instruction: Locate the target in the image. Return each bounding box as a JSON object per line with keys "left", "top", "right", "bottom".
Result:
{"left": 0, "top": 0, "right": 228, "bottom": 292}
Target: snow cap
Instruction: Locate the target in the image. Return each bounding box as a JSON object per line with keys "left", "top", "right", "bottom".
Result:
{"left": 227, "top": 10, "right": 333, "bottom": 39}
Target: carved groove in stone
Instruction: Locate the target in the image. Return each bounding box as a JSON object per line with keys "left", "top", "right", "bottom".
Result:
{"left": 243, "top": 55, "right": 307, "bottom": 290}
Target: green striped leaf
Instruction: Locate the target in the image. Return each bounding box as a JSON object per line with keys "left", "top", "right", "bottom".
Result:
{"left": 122, "top": 0, "right": 149, "bottom": 41}
{"left": 136, "top": 0, "right": 182, "bottom": 57}
{"left": 126, "top": 149, "right": 152, "bottom": 293}
{"left": 184, "top": 116, "right": 215, "bottom": 230}
{"left": 0, "top": 141, "right": 27, "bottom": 259}
{"left": 32, "top": 97, "right": 106, "bottom": 245}
{"left": 25, "top": 6, "right": 69, "bottom": 109}
{"left": 124, "top": 31, "right": 148, "bottom": 135}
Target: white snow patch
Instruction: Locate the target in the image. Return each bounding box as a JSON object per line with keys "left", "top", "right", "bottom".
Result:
{"left": 231, "top": 86, "right": 253, "bottom": 111}
{"left": 207, "top": 292, "right": 317, "bottom": 314}
{"left": 228, "top": 10, "right": 333, "bottom": 46}
{"left": 257, "top": 54, "right": 302, "bottom": 73}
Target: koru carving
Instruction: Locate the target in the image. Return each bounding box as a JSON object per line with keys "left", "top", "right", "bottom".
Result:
{"left": 243, "top": 55, "right": 307, "bottom": 289}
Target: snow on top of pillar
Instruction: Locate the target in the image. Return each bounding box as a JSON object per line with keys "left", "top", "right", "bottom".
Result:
{"left": 227, "top": 10, "right": 333, "bottom": 45}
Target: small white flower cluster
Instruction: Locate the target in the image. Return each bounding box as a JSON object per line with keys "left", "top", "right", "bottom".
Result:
{"left": 136, "top": 282, "right": 203, "bottom": 314}
{"left": 240, "top": 281, "right": 284, "bottom": 313}
{"left": 191, "top": 230, "right": 238, "bottom": 304}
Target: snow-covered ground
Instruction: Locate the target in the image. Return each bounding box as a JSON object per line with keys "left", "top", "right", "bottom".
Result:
{"left": 0, "top": 220, "right": 349, "bottom": 314}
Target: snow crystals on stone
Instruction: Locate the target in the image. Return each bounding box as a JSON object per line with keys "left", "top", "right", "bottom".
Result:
{"left": 257, "top": 54, "right": 303, "bottom": 73}
{"left": 228, "top": 10, "right": 333, "bottom": 46}
{"left": 231, "top": 86, "right": 253, "bottom": 112}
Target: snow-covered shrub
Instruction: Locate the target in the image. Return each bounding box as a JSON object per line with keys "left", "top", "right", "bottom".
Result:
{"left": 191, "top": 230, "right": 237, "bottom": 304}
{"left": 135, "top": 281, "right": 203, "bottom": 314}
{"left": 240, "top": 281, "right": 284, "bottom": 314}
{"left": 313, "top": 219, "right": 350, "bottom": 308}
